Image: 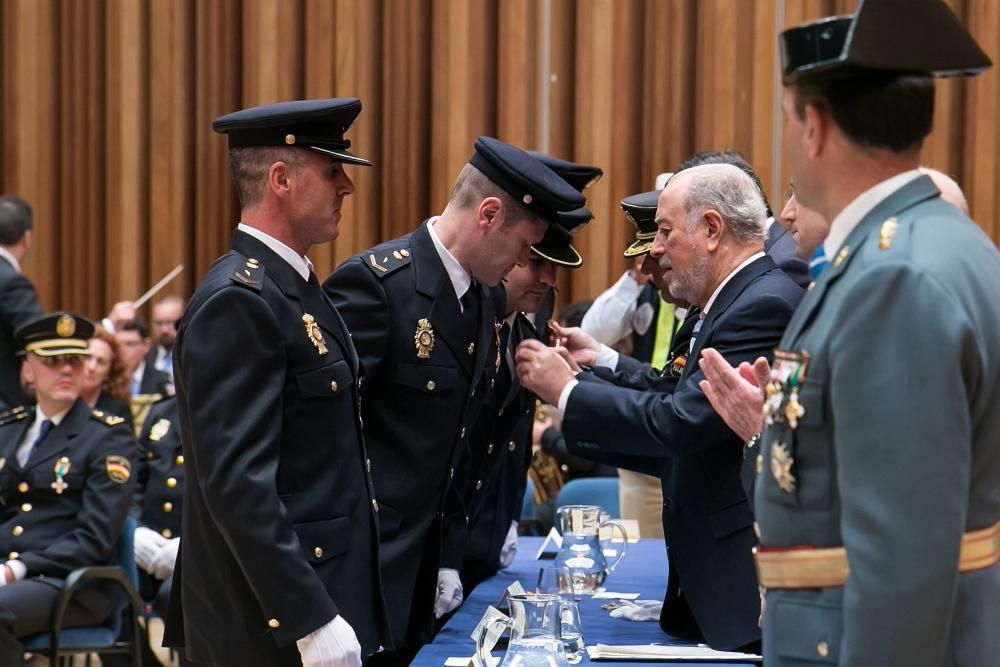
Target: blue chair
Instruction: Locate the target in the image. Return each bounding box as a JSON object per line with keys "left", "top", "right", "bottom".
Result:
{"left": 23, "top": 516, "right": 146, "bottom": 666}
{"left": 554, "top": 477, "right": 620, "bottom": 518}
{"left": 521, "top": 478, "right": 536, "bottom": 521}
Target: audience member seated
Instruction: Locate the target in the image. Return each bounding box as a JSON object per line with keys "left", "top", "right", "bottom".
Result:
{"left": 82, "top": 326, "right": 133, "bottom": 428}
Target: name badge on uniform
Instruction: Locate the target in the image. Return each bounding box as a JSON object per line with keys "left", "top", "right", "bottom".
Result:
{"left": 302, "top": 313, "right": 328, "bottom": 356}
{"left": 763, "top": 349, "right": 810, "bottom": 429}
{"left": 149, "top": 418, "right": 171, "bottom": 443}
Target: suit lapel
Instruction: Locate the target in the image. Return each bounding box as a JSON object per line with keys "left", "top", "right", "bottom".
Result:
{"left": 412, "top": 224, "right": 475, "bottom": 378}
{"left": 782, "top": 175, "right": 941, "bottom": 345}
{"left": 1, "top": 410, "right": 34, "bottom": 473}
{"left": 24, "top": 400, "right": 88, "bottom": 472}
{"left": 685, "top": 256, "right": 776, "bottom": 371}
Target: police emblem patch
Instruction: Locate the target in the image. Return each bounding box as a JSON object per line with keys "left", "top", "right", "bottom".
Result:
{"left": 302, "top": 313, "right": 329, "bottom": 356}
{"left": 415, "top": 318, "right": 435, "bottom": 359}
{"left": 149, "top": 418, "right": 171, "bottom": 442}
{"left": 105, "top": 455, "right": 131, "bottom": 484}
{"left": 770, "top": 442, "right": 796, "bottom": 493}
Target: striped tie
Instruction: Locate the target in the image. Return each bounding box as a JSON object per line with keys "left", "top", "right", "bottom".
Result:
{"left": 809, "top": 246, "right": 829, "bottom": 280}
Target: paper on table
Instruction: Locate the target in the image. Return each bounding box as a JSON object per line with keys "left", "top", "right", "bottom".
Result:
{"left": 444, "top": 656, "right": 499, "bottom": 667}
{"left": 535, "top": 527, "right": 563, "bottom": 559}
{"left": 591, "top": 592, "right": 640, "bottom": 600}
{"left": 587, "top": 644, "right": 761, "bottom": 662}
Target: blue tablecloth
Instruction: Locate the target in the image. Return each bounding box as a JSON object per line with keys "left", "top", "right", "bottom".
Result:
{"left": 411, "top": 537, "right": 757, "bottom": 666}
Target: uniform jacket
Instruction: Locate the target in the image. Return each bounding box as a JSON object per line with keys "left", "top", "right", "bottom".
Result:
{"left": 0, "top": 398, "right": 135, "bottom": 577}
{"left": 563, "top": 255, "right": 804, "bottom": 650}
{"left": 0, "top": 257, "right": 41, "bottom": 409}
{"left": 164, "top": 231, "right": 387, "bottom": 665}
{"left": 324, "top": 221, "right": 503, "bottom": 647}
{"left": 755, "top": 175, "right": 1000, "bottom": 666}
{"left": 131, "top": 397, "right": 182, "bottom": 539}
{"left": 461, "top": 312, "right": 538, "bottom": 584}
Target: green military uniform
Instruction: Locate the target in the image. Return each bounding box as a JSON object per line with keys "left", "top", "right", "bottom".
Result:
{"left": 755, "top": 3, "right": 999, "bottom": 665}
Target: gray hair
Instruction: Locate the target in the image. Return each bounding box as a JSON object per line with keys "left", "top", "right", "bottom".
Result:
{"left": 680, "top": 163, "right": 766, "bottom": 245}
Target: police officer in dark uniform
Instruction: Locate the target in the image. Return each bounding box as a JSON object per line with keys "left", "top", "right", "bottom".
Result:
{"left": 459, "top": 155, "right": 600, "bottom": 590}
{"left": 323, "top": 137, "right": 584, "bottom": 665}
{"left": 163, "top": 98, "right": 388, "bottom": 667}
{"left": 0, "top": 312, "right": 135, "bottom": 664}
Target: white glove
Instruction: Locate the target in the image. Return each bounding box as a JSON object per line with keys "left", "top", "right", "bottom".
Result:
{"left": 134, "top": 526, "right": 168, "bottom": 575}
{"left": 151, "top": 537, "right": 180, "bottom": 580}
{"left": 434, "top": 567, "right": 464, "bottom": 618}
{"left": 609, "top": 599, "right": 663, "bottom": 622}
{"left": 499, "top": 521, "right": 518, "bottom": 569}
{"left": 296, "top": 615, "right": 362, "bottom": 667}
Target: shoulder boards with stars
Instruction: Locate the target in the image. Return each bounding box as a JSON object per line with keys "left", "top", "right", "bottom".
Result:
{"left": 91, "top": 409, "right": 127, "bottom": 427}
{"left": 0, "top": 406, "right": 30, "bottom": 427}
{"left": 231, "top": 255, "right": 264, "bottom": 291}
{"left": 363, "top": 246, "right": 411, "bottom": 278}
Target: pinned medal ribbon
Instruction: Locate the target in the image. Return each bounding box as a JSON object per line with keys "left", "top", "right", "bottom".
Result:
{"left": 763, "top": 349, "right": 810, "bottom": 428}
{"left": 51, "top": 456, "right": 71, "bottom": 494}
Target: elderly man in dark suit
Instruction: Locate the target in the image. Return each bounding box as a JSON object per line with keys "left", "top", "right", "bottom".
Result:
{"left": 517, "top": 163, "right": 804, "bottom": 652}
{"left": 163, "top": 98, "right": 388, "bottom": 667}
{"left": 324, "top": 137, "right": 583, "bottom": 665}
{"left": 0, "top": 196, "right": 42, "bottom": 411}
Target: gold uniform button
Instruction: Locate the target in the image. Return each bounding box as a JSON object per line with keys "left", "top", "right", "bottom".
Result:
{"left": 7, "top": 552, "right": 18, "bottom": 561}
{"left": 508, "top": 440, "right": 516, "bottom": 451}
{"left": 816, "top": 641, "right": 829, "bottom": 658}
{"left": 330, "top": 380, "right": 339, "bottom": 392}
{"left": 176, "top": 455, "right": 184, "bottom": 465}
{"left": 372, "top": 499, "right": 379, "bottom": 512}
{"left": 166, "top": 477, "right": 177, "bottom": 488}
{"left": 314, "top": 547, "right": 324, "bottom": 559}
{"left": 18, "top": 482, "right": 28, "bottom": 493}
{"left": 475, "top": 480, "right": 482, "bottom": 490}
{"left": 20, "top": 504, "right": 31, "bottom": 513}
{"left": 467, "top": 342, "right": 475, "bottom": 355}
{"left": 162, "top": 529, "right": 172, "bottom": 539}
{"left": 426, "top": 380, "right": 436, "bottom": 391}
{"left": 487, "top": 443, "right": 494, "bottom": 454}
{"left": 460, "top": 426, "right": 466, "bottom": 439}
{"left": 268, "top": 618, "right": 280, "bottom": 629}
{"left": 12, "top": 526, "right": 23, "bottom": 537}
{"left": 163, "top": 502, "right": 173, "bottom": 513}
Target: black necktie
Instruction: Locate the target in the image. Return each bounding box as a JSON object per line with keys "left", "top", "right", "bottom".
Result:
{"left": 461, "top": 285, "right": 480, "bottom": 336}
{"left": 20, "top": 419, "right": 53, "bottom": 466}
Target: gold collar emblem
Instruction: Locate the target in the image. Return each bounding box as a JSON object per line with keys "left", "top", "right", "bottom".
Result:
{"left": 415, "top": 318, "right": 435, "bottom": 359}
{"left": 302, "top": 314, "right": 328, "bottom": 356}
{"left": 770, "top": 442, "right": 796, "bottom": 493}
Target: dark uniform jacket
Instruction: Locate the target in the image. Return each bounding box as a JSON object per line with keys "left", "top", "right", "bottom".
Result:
{"left": 0, "top": 399, "right": 135, "bottom": 576}
{"left": 0, "top": 257, "right": 41, "bottom": 410}
{"left": 765, "top": 220, "right": 811, "bottom": 289}
{"left": 323, "top": 221, "right": 503, "bottom": 647}
{"left": 131, "top": 397, "right": 182, "bottom": 540}
{"left": 755, "top": 176, "right": 1000, "bottom": 665}
{"left": 461, "top": 313, "right": 538, "bottom": 586}
{"left": 164, "top": 231, "right": 387, "bottom": 665}
{"left": 562, "top": 255, "right": 804, "bottom": 651}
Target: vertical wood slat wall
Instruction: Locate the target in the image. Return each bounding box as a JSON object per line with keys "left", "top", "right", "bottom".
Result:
{"left": 1, "top": 0, "right": 997, "bottom": 319}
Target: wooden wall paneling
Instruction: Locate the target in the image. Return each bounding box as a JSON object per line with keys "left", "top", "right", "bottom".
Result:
{"left": 429, "top": 0, "right": 498, "bottom": 214}
{"left": 571, "top": 0, "right": 644, "bottom": 303}
{"left": 381, "top": 0, "right": 432, "bottom": 240}
{"left": 496, "top": 0, "right": 541, "bottom": 150}
{"left": 192, "top": 0, "right": 241, "bottom": 287}
{"left": 241, "top": 0, "right": 304, "bottom": 106}
{"left": 640, "top": 0, "right": 695, "bottom": 188}
{"left": 963, "top": 0, "right": 1000, "bottom": 241}
{"left": 921, "top": 0, "right": 965, "bottom": 192}
{"left": 330, "top": 0, "right": 383, "bottom": 266}
{"left": 105, "top": 0, "right": 149, "bottom": 312}
{"left": 58, "top": 0, "right": 106, "bottom": 316}
{"left": 545, "top": 0, "right": 576, "bottom": 161}
{"left": 148, "top": 0, "right": 194, "bottom": 298}
{"left": 2, "top": 0, "right": 59, "bottom": 311}
{"left": 750, "top": 0, "right": 779, "bottom": 210}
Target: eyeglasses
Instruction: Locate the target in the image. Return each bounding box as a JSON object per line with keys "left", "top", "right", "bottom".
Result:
{"left": 36, "top": 354, "right": 87, "bottom": 368}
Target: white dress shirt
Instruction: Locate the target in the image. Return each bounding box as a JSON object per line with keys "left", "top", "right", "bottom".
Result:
{"left": 822, "top": 170, "right": 922, "bottom": 261}
{"left": 237, "top": 223, "right": 314, "bottom": 281}
{"left": 426, "top": 216, "right": 473, "bottom": 306}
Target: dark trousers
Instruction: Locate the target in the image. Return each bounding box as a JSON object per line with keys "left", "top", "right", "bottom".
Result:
{"left": 0, "top": 577, "right": 113, "bottom": 664}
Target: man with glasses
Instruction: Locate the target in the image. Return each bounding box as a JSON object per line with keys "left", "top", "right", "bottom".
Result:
{"left": 0, "top": 312, "right": 135, "bottom": 663}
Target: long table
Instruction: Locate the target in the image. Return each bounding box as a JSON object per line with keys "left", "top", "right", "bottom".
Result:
{"left": 411, "top": 537, "right": 757, "bottom": 666}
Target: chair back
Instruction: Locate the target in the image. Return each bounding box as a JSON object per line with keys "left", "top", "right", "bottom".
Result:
{"left": 103, "top": 516, "right": 139, "bottom": 636}
{"left": 520, "top": 478, "right": 536, "bottom": 520}
{"left": 554, "top": 477, "right": 620, "bottom": 518}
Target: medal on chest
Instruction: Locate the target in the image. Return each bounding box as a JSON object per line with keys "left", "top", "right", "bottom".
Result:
{"left": 302, "top": 313, "right": 328, "bottom": 356}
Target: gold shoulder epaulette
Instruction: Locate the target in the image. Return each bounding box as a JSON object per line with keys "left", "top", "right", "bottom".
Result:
{"left": 231, "top": 255, "right": 264, "bottom": 290}
{"left": 91, "top": 409, "right": 126, "bottom": 427}
{"left": 365, "top": 245, "right": 411, "bottom": 278}
{"left": 0, "top": 406, "right": 30, "bottom": 427}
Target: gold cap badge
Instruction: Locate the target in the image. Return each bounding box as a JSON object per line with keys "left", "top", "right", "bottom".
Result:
{"left": 56, "top": 314, "right": 76, "bottom": 338}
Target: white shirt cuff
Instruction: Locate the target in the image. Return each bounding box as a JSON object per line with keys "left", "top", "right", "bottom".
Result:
{"left": 556, "top": 379, "right": 580, "bottom": 422}
{"left": 3, "top": 560, "right": 26, "bottom": 584}
{"left": 595, "top": 344, "right": 620, "bottom": 370}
